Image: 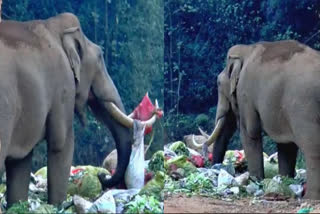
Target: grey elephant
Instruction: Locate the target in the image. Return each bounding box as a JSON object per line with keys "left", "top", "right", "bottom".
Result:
{"left": 0, "top": 13, "right": 143, "bottom": 206}
{"left": 193, "top": 40, "right": 320, "bottom": 199}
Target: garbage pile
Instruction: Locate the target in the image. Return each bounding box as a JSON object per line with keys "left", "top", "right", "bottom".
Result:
{"left": 164, "top": 141, "right": 307, "bottom": 201}
{"left": 0, "top": 151, "right": 164, "bottom": 214}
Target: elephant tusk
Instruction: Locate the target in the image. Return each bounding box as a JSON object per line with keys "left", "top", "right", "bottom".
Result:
{"left": 206, "top": 118, "right": 224, "bottom": 146}
{"left": 198, "top": 127, "right": 210, "bottom": 139}
{"left": 192, "top": 134, "right": 205, "bottom": 148}
{"left": 105, "top": 102, "right": 159, "bottom": 129}
{"left": 191, "top": 118, "right": 224, "bottom": 148}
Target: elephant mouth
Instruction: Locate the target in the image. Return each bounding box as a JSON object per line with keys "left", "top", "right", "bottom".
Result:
{"left": 104, "top": 101, "right": 158, "bottom": 128}
{"left": 89, "top": 90, "right": 158, "bottom": 129}
{"left": 192, "top": 117, "right": 226, "bottom": 148}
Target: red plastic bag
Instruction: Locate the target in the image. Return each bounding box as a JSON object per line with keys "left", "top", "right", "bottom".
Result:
{"left": 131, "top": 93, "right": 163, "bottom": 135}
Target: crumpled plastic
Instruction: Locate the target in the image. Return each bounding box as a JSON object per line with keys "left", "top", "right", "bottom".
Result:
{"left": 88, "top": 191, "right": 116, "bottom": 213}
{"left": 217, "top": 169, "right": 235, "bottom": 189}
{"left": 125, "top": 120, "right": 145, "bottom": 189}
{"left": 130, "top": 92, "right": 163, "bottom": 135}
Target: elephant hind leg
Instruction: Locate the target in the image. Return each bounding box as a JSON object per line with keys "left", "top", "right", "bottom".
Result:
{"left": 277, "top": 142, "right": 298, "bottom": 177}
{"left": 5, "top": 150, "right": 33, "bottom": 207}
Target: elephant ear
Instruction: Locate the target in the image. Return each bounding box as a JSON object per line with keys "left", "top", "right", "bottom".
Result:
{"left": 227, "top": 55, "right": 242, "bottom": 96}
{"left": 62, "top": 27, "right": 83, "bottom": 84}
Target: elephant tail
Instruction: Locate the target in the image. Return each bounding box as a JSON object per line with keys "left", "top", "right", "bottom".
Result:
{"left": 98, "top": 141, "right": 132, "bottom": 190}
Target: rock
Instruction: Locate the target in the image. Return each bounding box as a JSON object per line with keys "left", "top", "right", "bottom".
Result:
{"left": 246, "top": 182, "right": 259, "bottom": 195}
{"left": 88, "top": 191, "right": 116, "bottom": 214}
{"left": 235, "top": 172, "right": 250, "bottom": 186}
{"left": 218, "top": 169, "right": 235, "bottom": 188}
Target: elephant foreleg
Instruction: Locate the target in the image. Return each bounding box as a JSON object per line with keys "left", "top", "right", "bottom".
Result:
{"left": 239, "top": 107, "right": 264, "bottom": 179}
{"left": 47, "top": 131, "right": 74, "bottom": 205}
{"left": 277, "top": 143, "right": 298, "bottom": 177}
{"left": 5, "top": 150, "right": 33, "bottom": 207}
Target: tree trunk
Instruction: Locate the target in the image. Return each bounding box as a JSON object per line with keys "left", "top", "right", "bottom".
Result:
{"left": 0, "top": 0, "right": 2, "bottom": 22}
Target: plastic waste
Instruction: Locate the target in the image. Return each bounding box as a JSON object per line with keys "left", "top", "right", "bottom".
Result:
{"left": 73, "top": 195, "right": 92, "bottom": 213}
{"left": 289, "top": 184, "right": 303, "bottom": 198}
{"left": 109, "top": 189, "right": 140, "bottom": 213}
{"left": 212, "top": 164, "right": 235, "bottom": 176}
{"left": 246, "top": 182, "right": 259, "bottom": 195}
{"left": 125, "top": 120, "right": 145, "bottom": 189}
{"left": 254, "top": 189, "right": 264, "bottom": 197}
{"left": 295, "top": 169, "right": 307, "bottom": 183}
{"left": 217, "top": 169, "right": 235, "bottom": 188}
{"left": 235, "top": 172, "right": 250, "bottom": 186}
{"left": 87, "top": 191, "right": 116, "bottom": 214}
{"left": 32, "top": 204, "right": 56, "bottom": 214}
{"left": 230, "top": 186, "right": 240, "bottom": 195}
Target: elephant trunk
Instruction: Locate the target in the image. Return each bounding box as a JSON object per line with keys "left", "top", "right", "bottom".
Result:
{"left": 212, "top": 111, "right": 237, "bottom": 164}
{"left": 89, "top": 65, "right": 132, "bottom": 189}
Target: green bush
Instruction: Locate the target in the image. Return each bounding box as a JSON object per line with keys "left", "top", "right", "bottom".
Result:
{"left": 195, "top": 114, "right": 209, "bottom": 126}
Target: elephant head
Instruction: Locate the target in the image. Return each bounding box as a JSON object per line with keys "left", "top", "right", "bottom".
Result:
{"left": 61, "top": 24, "right": 136, "bottom": 188}
{"left": 192, "top": 45, "right": 253, "bottom": 163}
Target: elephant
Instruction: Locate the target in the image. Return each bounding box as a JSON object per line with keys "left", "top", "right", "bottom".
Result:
{"left": 193, "top": 40, "right": 320, "bottom": 199}
{"left": 0, "top": 13, "right": 144, "bottom": 206}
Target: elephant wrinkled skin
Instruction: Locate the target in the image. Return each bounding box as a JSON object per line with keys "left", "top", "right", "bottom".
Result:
{"left": 195, "top": 40, "right": 320, "bottom": 199}
{"left": 0, "top": 13, "right": 132, "bottom": 206}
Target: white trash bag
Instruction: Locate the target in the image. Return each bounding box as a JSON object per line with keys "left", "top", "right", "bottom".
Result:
{"left": 125, "top": 120, "right": 146, "bottom": 189}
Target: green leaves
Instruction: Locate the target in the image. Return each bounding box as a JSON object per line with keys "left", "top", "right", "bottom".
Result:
{"left": 124, "top": 195, "right": 162, "bottom": 214}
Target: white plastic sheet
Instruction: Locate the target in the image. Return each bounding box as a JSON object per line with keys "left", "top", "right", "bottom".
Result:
{"left": 125, "top": 120, "right": 146, "bottom": 189}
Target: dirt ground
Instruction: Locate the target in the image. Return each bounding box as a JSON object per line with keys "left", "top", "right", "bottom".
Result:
{"left": 164, "top": 194, "right": 320, "bottom": 213}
